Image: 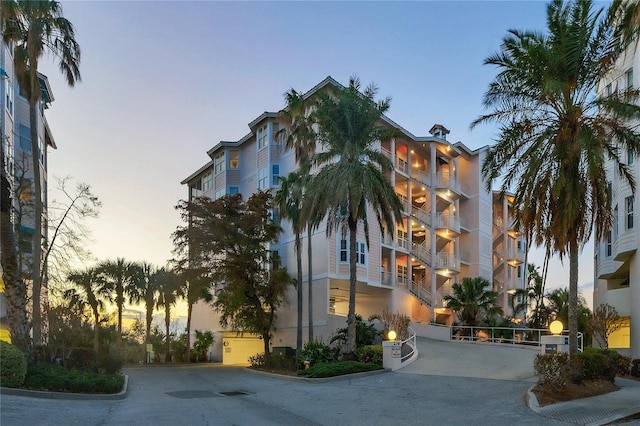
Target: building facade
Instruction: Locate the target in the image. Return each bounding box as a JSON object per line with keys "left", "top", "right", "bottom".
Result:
{"left": 0, "top": 39, "right": 56, "bottom": 343}
{"left": 183, "top": 77, "right": 526, "bottom": 361}
{"left": 593, "top": 41, "right": 640, "bottom": 358}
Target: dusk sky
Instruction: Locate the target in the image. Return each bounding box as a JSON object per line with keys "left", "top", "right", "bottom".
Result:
{"left": 39, "top": 0, "right": 603, "bottom": 306}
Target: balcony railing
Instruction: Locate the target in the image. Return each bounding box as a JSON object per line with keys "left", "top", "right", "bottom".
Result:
{"left": 435, "top": 252, "right": 460, "bottom": 272}
{"left": 410, "top": 168, "right": 430, "bottom": 187}
{"left": 433, "top": 172, "right": 461, "bottom": 194}
{"left": 410, "top": 206, "right": 431, "bottom": 228}
{"left": 396, "top": 158, "right": 409, "bottom": 174}
{"left": 411, "top": 241, "right": 431, "bottom": 267}
{"left": 434, "top": 212, "right": 460, "bottom": 233}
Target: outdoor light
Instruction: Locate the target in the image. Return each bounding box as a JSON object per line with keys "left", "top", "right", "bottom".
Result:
{"left": 549, "top": 320, "right": 563, "bottom": 335}
{"left": 387, "top": 330, "right": 397, "bottom": 341}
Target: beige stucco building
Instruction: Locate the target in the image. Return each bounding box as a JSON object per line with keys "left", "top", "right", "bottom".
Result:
{"left": 183, "top": 77, "right": 526, "bottom": 363}
{"left": 593, "top": 40, "right": 640, "bottom": 358}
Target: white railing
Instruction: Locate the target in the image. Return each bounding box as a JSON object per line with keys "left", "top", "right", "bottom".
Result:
{"left": 449, "top": 325, "right": 584, "bottom": 352}
{"left": 380, "top": 146, "right": 392, "bottom": 159}
{"left": 411, "top": 206, "right": 431, "bottom": 228}
{"left": 433, "top": 172, "right": 461, "bottom": 193}
{"left": 435, "top": 252, "right": 460, "bottom": 271}
{"left": 380, "top": 272, "right": 394, "bottom": 287}
{"left": 411, "top": 241, "right": 431, "bottom": 267}
{"left": 410, "top": 168, "right": 431, "bottom": 187}
{"left": 435, "top": 212, "right": 460, "bottom": 233}
{"left": 401, "top": 327, "right": 418, "bottom": 363}
{"left": 396, "top": 158, "right": 409, "bottom": 174}
{"left": 406, "top": 279, "right": 433, "bottom": 306}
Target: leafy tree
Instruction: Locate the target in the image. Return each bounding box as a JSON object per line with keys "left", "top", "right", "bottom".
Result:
{"left": 175, "top": 191, "right": 293, "bottom": 354}
{"left": 64, "top": 268, "right": 107, "bottom": 354}
{"left": 2, "top": 0, "right": 81, "bottom": 345}
{"left": 443, "top": 277, "right": 504, "bottom": 326}
{"left": 589, "top": 303, "right": 624, "bottom": 349}
{"left": 472, "top": 0, "right": 640, "bottom": 353}
{"left": 511, "top": 263, "right": 549, "bottom": 329}
{"left": 307, "top": 76, "right": 403, "bottom": 353}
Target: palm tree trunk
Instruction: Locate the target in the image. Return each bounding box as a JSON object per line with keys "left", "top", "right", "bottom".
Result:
{"left": 307, "top": 226, "right": 313, "bottom": 341}
{"left": 1, "top": 155, "right": 31, "bottom": 354}
{"left": 145, "top": 300, "right": 153, "bottom": 363}
{"left": 568, "top": 240, "right": 579, "bottom": 354}
{"left": 186, "top": 302, "right": 192, "bottom": 363}
{"left": 93, "top": 309, "right": 100, "bottom": 354}
{"left": 346, "top": 218, "right": 358, "bottom": 353}
{"left": 165, "top": 305, "right": 171, "bottom": 359}
{"left": 295, "top": 231, "right": 303, "bottom": 365}
{"left": 29, "top": 98, "right": 43, "bottom": 347}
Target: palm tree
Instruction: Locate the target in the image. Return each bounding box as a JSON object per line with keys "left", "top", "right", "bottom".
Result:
{"left": 65, "top": 268, "right": 105, "bottom": 354}
{"left": 156, "top": 268, "right": 180, "bottom": 359}
{"left": 281, "top": 88, "right": 318, "bottom": 341}
{"left": 2, "top": 1, "right": 81, "bottom": 345}
{"left": 609, "top": 0, "right": 640, "bottom": 46}
{"left": 511, "top": 263, "right": 549, "bottom": 329}
{"left": 472, "top": 0, "right": 640, "bottom": 353}
{"left": 443, "top": 277, "right": 503, "bottom": 327}
{"left": 307, "top": 77, "right": 403, "bottom": 353}
{"left": 128, "top": 262, "right": 159, "bottom": 358}
{"left": 176, "top": 266, "right": 212, "bottom": 363}
{"left": 97, "top": 258, "right": 134, "bottom": 344}
{"left": 274, "top": 171, "right": 306, "bottom": 363}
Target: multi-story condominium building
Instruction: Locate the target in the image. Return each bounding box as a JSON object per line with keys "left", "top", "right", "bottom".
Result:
{"left": 594, "top": 41, "right": 640, "bottom": 359}
{"left": 0, "top": 39, "right": 56, "bottom": 343}
{"left": 183, "top": 77, "right": 527, "bottom": 361}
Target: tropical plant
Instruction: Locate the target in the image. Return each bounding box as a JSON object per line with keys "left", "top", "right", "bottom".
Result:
{"left": 192, "top": 330, "right": 214, "bottom": 362}
{"left": 0, "top": 340, "right": 27, "bottom": 388}
{"left": 609, "top": 0, "right": 640, "bottom": 46}
{"left": 443, "top": 277, "right": 504, "bottom": 326}
{"left": 64, "top": 268, "right": 107, "bottom": 354}
{"left": 472, "top": 0, "right": 640, "bottom": 353}
{"left": 307, "top": 76, "right": 403, "bottom": 353}
{"left": 97, "top": 258, "right": 134, "bottom": 344}
{"left": 274, "top": 171, "right": 306, "bottom": 363}
{"left": 127, "top": 262, "right": 159, "bottom": 356}
{"left": 330, "top": 314, "right": 381, "bottom": 350}
{"left": 155, "top": 268, "right": 181, "bottom": 359}
{"left": 2, "top": 0, "right": 81, "bottom": 345}
{"left": 511, "top": 263, "right": 549, "bottom": 329}
{"left": 175, "top": 265, "right": 212, "bottom": 363}
{"left": 545, "top": 287, "right": 591, "bottom": 344}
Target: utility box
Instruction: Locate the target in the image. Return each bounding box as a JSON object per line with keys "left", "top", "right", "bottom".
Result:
{"left": 540, "top": 335, "right": 569, "bottom": 355}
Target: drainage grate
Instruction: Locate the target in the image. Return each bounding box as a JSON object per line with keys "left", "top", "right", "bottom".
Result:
{"left": 217, "top": 391, "right": 250, "bottom": 396}
{"left": 166, "top": 390, "right": 218, "bottom": 399}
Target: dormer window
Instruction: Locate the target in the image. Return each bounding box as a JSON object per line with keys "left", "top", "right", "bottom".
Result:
{"left": 257, "top": 124, "right": 268, "bottom": 150}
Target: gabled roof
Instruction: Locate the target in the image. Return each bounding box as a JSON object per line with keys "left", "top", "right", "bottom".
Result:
{"left": 180, "top": 160, "right": 213, "bottom": 185}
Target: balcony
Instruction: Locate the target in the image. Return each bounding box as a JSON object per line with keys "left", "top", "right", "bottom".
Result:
{"left": 435, "top": 252, "right": 460, "bottom": 273}
{"left": 506, "top": 246, "right": 526, "bottom": 265}
{"left": 410, "top": 168, "right": 430, "bottom": 187}
{"left": 410, "top": 241, "right": 431, "bottom": 267}
{"left": 434, "top": 212, "right": 460, "bottom": 238}
{"left": 410, "top": 206, "right": 431, "bottom": 228}
{"left": 433, "top": 172, "right": 461, "bottom": 199}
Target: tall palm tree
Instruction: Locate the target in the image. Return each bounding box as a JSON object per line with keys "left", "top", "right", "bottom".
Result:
{"left": 281, "top": 88, "right": 318, "bottom": 341}
{"left": 97, "top": 258, "right": 134, "bottom": 344}
{"left": 609, "top": 0, "right": 640, "bottom": 46}
{"left": 65, "top": 268, "right": 105, "bottom": 354}
{"left": 472, "top": 0, "right": 640, "bottom": 353}
{"left": 443, "top": 277, "right": 503, "bottom": 326}
{"left": 275, "top": 171, "right": 306, "bottom": 362}
{"left": 128, "top": 262, "right": 159, "bottom": 358}
{"left": 156, "top": 268, "right": 180, "bottom": 359}
{"left": 307, "top": 77, "right": 403, "bottom": 353}
{"left": 2, "top": 1, "right": 81, "bottom": 345}
{"left": 176, "top": 265, "right": 212, "bottom": 363}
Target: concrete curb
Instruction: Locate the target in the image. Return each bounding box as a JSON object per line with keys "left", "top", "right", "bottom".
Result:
{"left": 0, "top": 374, "right": 128, "bottom": 400}
{"left": 244, "top": 366, "right": 390, "bottom": 383}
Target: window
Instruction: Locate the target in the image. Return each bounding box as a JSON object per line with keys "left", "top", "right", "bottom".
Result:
{"left": 517, "top": 265, "right": 523, "bottom": 278}
{"left": 19, "top": 124, "right": 30, "bottom": 151}
{"left": 614, "top": 204, "right": 618, "bottom": 237}
{"left": 229, "top": 186, "right": 239, "bottom": 195}
{"left": 5, "top": 79, "right": 13, "bottom": 114}
{"left": 629, "top": 147, "right": 635, "bottom": 165}
{"left": 339, "top": 239, "right": 366, "bottom": 265}
{"left": 606, "top": 83, "right": 613, "bottom": 96}
{"left": 257, "top": 124, "right": 268, "bottom": 150}
{"left": 626, "top": 68, "right": 633, "bottom": 89}
{"left": 272, "top": 164, "right": 280, "bottom": 186}
{"left": 202, "top": 171, "right": 213, "bottom": 191}
{"left": 626, "top": 196, "right": 634, "bottom": 229}
{"left": 257, "top": 167, "right": 268, "bottom": 190}
{"left": 229, "top": 150, "right": 239, "bottom": 169}
{"left": 38, "top": 136, "right": 44, "bottom": 165}
{"left": 214, "top": 188, "right": 225, "bottom": 200}
{"left": 214, "top": 152, "right": 225, "bottom": 175}
{"left": 606, "top": 232, "right": 612, "bottom": 257}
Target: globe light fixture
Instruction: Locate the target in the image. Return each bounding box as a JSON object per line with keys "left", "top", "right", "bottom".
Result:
{"left": 387, "top": 330, "right": 397, "bottom": 341}
{"left": 549, "top": 320, "right": 563, "bottom": 335}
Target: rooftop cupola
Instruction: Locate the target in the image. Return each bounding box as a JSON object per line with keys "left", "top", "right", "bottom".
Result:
{"left": 429, "top": 124, "right": 450, "bottom": 141}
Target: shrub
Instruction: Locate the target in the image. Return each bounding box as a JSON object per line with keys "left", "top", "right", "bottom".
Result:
{"left": 631, "top": 359, "right": 640, "bottom": 378}
{"left": 192, "top": 330, "right": 214, "bottom": 362}
{"left": 330, "top": 315, "right": 380, "bottom": 350}
{"left": 96, "top": 354, "right": 124, "bottom": 375}
{"left": 356, "top": 345, "right": 383, "bottom": 366}
{"left": 618, "top": 355, "right": 632, "bottom": 377}
{"left": 300, "top": 340, "right": 334, "bottom": 368}
{"left": 23, "top": 363, "right": 124, "bottom": 394}
{"left": 0, "top": 341, "right": 27, "bottom": 388}
{"left": 579, "top": 348, "right": 618, "bottom": 382}
{"left": 534, "top": 353, "right": 574, "bottom": 389}
{"left": 299, "top": 361, "right": 382, "bottom": 378}
{"left": 248, "top": 352, "right": 296, "bottom": 371}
